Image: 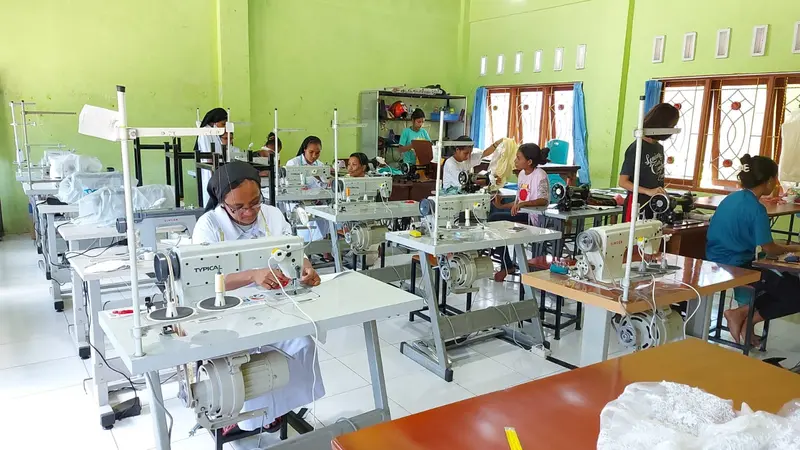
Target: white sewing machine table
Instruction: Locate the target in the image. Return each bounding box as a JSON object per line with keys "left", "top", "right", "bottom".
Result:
{"left": 57, "top": 221, "right": 128, "bottom": 358}
{"left": 69, "top": 247, "right": 161, "bottom": 429}
{"left": 21, "top": 181, "right": 60, "bottom": 196}
{"left": 36, "top": 204, "right": 79, "bottom": 309}
{"left": 99, "top": 271, "right": 423, "bottom": 450}
{"left": 306, "top": 201, "right": 420, "bottom": 276}
{"left": 384, "top": 221, "right": 564, "bottom": 381}
{"left": 15, "top": 172, "right": 62, "bottom": 183}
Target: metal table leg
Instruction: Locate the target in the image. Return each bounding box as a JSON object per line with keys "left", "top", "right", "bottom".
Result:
{"left": 87, "top": 280, "right": 117, "bottom": 429}
{"left": 69, "top": 239, "right": 90, "bottom": 359}
{"left": 146, "top": 371, "right": 171, "bottom": 450}
{"left": 399, "top": 250, "right": 453, "bottom": 381}
{"left": 328, "top": 219, "right": 343, "bottom": 273}
{"left": 579, "top": 304, "right": 613, "bottom": 366}
{"left": 364, "top": 320, "right": 389, "bottom": 412}
{"left": 686, "top": 294, "right": 714, "bottom": 341}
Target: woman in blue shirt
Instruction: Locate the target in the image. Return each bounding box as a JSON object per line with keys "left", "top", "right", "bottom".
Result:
{"left": 705, "top": 155, "right": 800, "bottom": 344}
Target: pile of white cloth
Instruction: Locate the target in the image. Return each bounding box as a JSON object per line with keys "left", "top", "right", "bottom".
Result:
{"left": 598, "top": 382, "right": 800, "bottom": 449}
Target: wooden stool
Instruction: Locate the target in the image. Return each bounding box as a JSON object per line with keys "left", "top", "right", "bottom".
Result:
{"left": 527, "top": 256, "right": 582, "bottom": 341}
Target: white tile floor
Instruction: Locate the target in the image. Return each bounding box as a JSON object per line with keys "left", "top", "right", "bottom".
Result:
{"left": 1, "top": 234, "right": 798, "bottom": 449}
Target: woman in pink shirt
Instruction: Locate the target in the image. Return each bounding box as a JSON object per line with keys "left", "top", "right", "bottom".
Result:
{"left": 491, "top": 143, "right": 551, "bottom": 281}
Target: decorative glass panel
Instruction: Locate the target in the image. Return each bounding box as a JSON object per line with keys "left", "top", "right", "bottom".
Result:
{"left": 519, "top": 91, "right": 544, "bottom": 145}
{"left": 785, "top": 84, "right": 800, "bottom": 117}
{"left": 485, "top": 92, "right": 510, "bottom": 142}
{"left": 715, "top": 83, "right": 768, "bottom": 182}
{"left": 551, "top": 90, "right": 574, "bottom": 162}
{"left": 662, "top": 85, "right": 705, "bottom": 180}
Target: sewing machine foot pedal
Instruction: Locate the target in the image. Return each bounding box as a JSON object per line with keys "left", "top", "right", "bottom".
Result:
{"left": 110, "top": 396, "right": 142, "bottom": 427}
{"left": 79, "top": 346, "right": 90, "bottom": 359}
{"left": 54, "top": 300, "right": 64, "bottom": 312}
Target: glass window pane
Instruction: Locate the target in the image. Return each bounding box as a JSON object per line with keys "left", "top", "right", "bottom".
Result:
{"left": 715, "top": 83, "right": 768, "bottom": 182}
{"left": 486, "top": 92, "right": 510, "bottom": 142}
{"left": 519, "top": 91, "right": 543, "bottom": 145}
{"left": 551, "top": 90, "right": 574, "bottom": 163}
{"left": 663, "top": 85, "right": 705, "bottom": 181}
{"left": 785, "top": 84, "right": 800, "bottom": 118}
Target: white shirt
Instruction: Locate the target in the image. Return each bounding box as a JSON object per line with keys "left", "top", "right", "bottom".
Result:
{"left": 192, "top": 204, "right": 292, "bottom": 243}
{"left": 196, "top": 126, "right": 223, "bottom": 154}
{"left": 442, "top": 150, "right": 484, "bottom": 190}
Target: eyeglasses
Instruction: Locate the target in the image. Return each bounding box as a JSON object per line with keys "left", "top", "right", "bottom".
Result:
{"left": 224, "top": 197, "right": 263, "bottom": 214}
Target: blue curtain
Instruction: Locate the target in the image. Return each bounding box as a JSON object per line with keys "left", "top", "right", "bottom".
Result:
{"left": 470, "top": 87, "right": 488, "bottom": 149}
{"left": 644, "top": 80, "right": 663, "bottom": 114}
{"left": 572, "top": 82, "right": 591, "bottom": 185}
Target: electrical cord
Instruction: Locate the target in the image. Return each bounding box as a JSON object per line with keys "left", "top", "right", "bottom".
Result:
{"left": 267, "top": 255, "right": 320, "bottom": 422}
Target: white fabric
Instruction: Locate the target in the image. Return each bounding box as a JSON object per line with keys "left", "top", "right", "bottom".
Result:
{"left": 516, "top": 167, "right": 549, "bottom": 226}
{"left": 488, "top": 138, "right": 517, "bottom": 185}
{"left": 191, "top": 205, "right": 324, "bottom": 429}
{"left": 780, "top": 110, "right": 800, "bottom": 183}
{"left": 75, "top": 185, "right": 175, "bottom": 226}
{"left": 598, "top": 381, "right": 800, "bottom": 450}
{"left": 283, "top": 155, "right": 330, "bottom": 242}
{"left": 442, "top": 150, "right": 484, "bottom": 190}
{"left": 57, "top": 172, "right": 124, "bottom": 204}
{"left": 50, "top": 154, "right": 103, "bottom": 179}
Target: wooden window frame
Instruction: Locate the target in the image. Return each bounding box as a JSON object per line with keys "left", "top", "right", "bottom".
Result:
{"left": 486, "top": 83, "right": 575, "bottom": 149}
{"left": 660, "top": 73, "right": 800, "bottom": 193}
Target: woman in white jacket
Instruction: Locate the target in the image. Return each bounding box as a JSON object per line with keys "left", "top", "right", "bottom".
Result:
{"left": 284, "top": 136, "right": 332, "bottom": 248}
{"left": 192, "top": 161, "right": 324, "bottom": 436}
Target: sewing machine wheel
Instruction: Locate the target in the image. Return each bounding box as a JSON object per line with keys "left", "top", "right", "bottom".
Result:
{"left": 577, "top": 230, "right": 601, "bottom": 253}
{"left": 419, "top": 198, "right": 435, "bottom": 217}
{"left": 438, "top": 256, "right": 452, "bottom": 281}
{"left": 616, "top": 312, "right": 660, "bottom": 351}
{"left": 197, "top": 295, "right": 242, "bottom": 312}
{"left": 458, "top": 171, "right": 469, "bottom": 186}
{"left": 575, "top": 257, "right": 591, "bottom": 278}
{"left": 551, "top": 184, "right": 567, "bottom": 201}
{"left": 148, "top": 306, "right": 195, "bottom": 322}
{"left": 650, "top": 194, "right": 672, "bottom": 214}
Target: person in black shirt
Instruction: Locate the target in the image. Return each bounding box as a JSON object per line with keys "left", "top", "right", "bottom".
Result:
{"left": 618, "top": 103, "right": 680, "bottom": 222}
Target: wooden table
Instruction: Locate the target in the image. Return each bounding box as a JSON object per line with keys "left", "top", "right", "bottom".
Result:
{"left": 695, "top": 194, "right": 800, "bottom": 242}
{"left": 753, "top": 256, "right": 800, "bottom": 274}
{"left": 522, "top": 254, "right": 761, "bottom": 365}
{"left": 332, "top": 339, "right": 800, "bottom": 450}
{"left": 664, "top": 221, "right": 709, "bottom": 259}
{"left": 388, "top": 180, "right": 435, "bottom": 202}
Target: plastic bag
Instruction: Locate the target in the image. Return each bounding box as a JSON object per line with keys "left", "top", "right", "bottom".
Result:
{"left": 780, "top": 110, "right": 800, "bottom": 183}
{"left": 598, "top": 382, "right": 800, "bottom": 450}
{"left": 50, "top": 154, "right": 103, "bottom": 179}
{"left": 487, "top": 138, "right": 517, "bottom": 186}
{"left": 75, "top": 185, "right": 175, "bottom": 227}
{"left": 57, "top": 172, "right": 125, "bottom": 204}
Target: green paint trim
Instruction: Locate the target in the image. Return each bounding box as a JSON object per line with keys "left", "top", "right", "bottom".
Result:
{"left": 609, "top": 0, "right": 636, "bottom": 184}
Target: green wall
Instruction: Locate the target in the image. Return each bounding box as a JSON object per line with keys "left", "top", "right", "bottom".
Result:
{"left": 248, "top": 0, "right": 464, "bottom": 165}
{"left": 0, "top": 0, "right": 251, "bottom": 233}
{"left": 619, "top": 0, "right": 800, "bottom": 176}
{"left": 464, "top": 0, "right": 632, "bottom": 189}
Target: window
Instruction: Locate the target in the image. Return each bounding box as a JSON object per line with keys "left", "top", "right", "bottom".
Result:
{"left": 485, "top": 84, "right": 575, "bottom": 163}
{"left": 659, "top": 74, "right": 800, "bottom": 191}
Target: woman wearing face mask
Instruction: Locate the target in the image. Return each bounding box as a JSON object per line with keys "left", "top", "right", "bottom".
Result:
{"left": 705, "top": 155, "right": 800, "bottom": 346}
{"left": 191, "top": 161, "right": 323, "bottom": 436}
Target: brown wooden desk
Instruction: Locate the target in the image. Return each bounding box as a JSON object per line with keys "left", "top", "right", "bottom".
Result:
{"left": 695, "top": 195, "right": 800, "bottom": 243}
{"left": 664, "top": 221, "right": 709, "bottom": 259}
{"left": 389, "top": 180, "right": 434, "bottom": 202}
{"left": 522, "top": 254, "right": 760, "bottom": 365}
{"left": 753, "top": 256, "right": 800, "bottom": 274}
{"left": 332, "top": 339, "right": 800, "bottom": 450}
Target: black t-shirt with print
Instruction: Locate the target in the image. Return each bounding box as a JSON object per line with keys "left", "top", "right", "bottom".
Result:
{"left": 619, "top": 140, "right": 664, "bottom": 218}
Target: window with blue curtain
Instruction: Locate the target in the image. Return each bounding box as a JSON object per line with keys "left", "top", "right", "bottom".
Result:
{"left": 572, "top": 82, "right": 591, "bottom": 185}
{"left": 470, "top": 87, "right": 488, "bottom": 149}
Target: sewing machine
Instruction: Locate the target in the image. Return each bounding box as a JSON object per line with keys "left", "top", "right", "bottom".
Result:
{"left": 335, "top": 176, "right": 392, "bottom": 203}
{"left": 575, "top": 219, "right": 668, "bottom": 283}
{"left": 278, "top": 165, "right": 331, "bottom": 194}
{"left": 115, "top": 207, "right": 204, "bottom": 250}
{"left": 649, "top": 192, "right": 698, "bottom": 226}
{"left": 458, "top": 171, "right": 490, "bottom": 194}
{"left": 418, "top": 192, "right": 490, "bottom": 232}
{"left": 552, "top": 184, "right": 589, "bottom": 211}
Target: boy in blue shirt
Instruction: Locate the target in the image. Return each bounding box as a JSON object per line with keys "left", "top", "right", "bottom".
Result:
{"left": 398, "top": 109, "right": 431, "bottom": 164}
{"left": 706, "top": 155, "right": 800, "bottom": 345}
